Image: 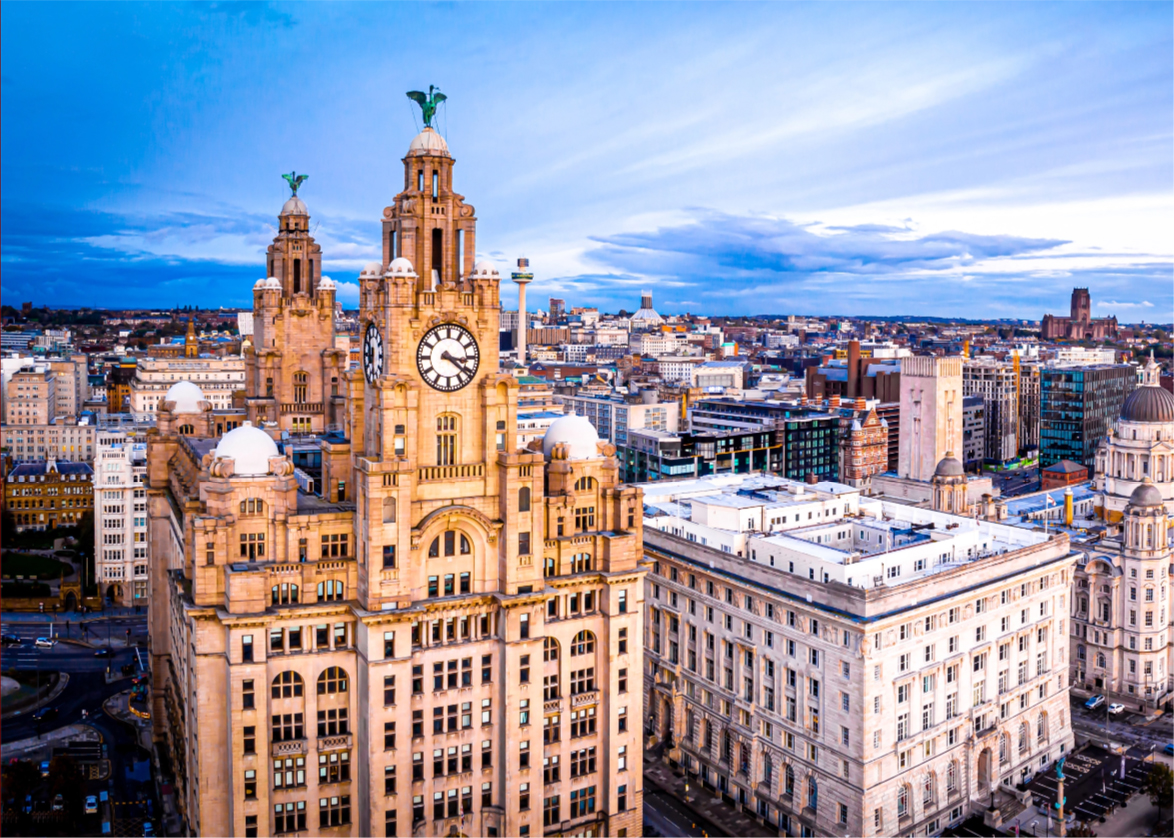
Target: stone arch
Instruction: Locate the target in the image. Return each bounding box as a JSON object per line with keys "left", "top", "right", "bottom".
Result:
{"left": 977, "top": 746, "right": 995, "bottom": 792}
{"left": 317, "top": 665, "right": 349, "bottom": 696}
{"left": 272, "top": 670, "right": 305, "bottom": 699}
{"left": 570, "top": 630, "right": 595, "bottom": 656}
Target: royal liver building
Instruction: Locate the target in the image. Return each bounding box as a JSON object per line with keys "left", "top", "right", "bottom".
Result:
{"left": 147, "top": 97, "right": 645, "bottom": 837}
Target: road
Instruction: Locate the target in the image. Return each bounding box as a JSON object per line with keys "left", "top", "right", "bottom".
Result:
{"left": 644, "top": 789, "right": 713, "bottom": 838}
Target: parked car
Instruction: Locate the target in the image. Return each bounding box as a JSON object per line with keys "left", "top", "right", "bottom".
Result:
{"left": 39, "top": 760, "right": 50, "bottom": 777}
{"left": 34, "top": 637, "right": 57, "bottom": 648}
{"left": 1085, "top": 695, "right": 1106, "bottom": 710}
{"left": 51, "top": 794, "right": 64, "bottom": 812}
{"left": 142, "top": 821, "right": 155, "bottom": 837}
{"left": 1108, "top": 703, "right": 1125, "bottom": 715}
{"left": 1164, "top": 743, "right": 1174, "bottom": 756}
{"left": 32, "top": 707, "right": 59, "bottom": 722}
{"left": 85, "top": 795, "right": 99, "bottom": 815}
{"left": 94, "top": 648, "right": 114, "bottom": 658}
{"left": 1, "top": 634, "right": 21, "bottom": 646}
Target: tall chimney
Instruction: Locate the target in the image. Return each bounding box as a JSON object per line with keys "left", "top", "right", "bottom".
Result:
{"left": 847, "top": 339, "right": 860, "bottom": 398}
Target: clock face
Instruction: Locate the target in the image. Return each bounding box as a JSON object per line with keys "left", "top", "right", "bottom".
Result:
{"left": 363, "top": 323, "right": 384, "bottom": 384}
{"left": 417, "top": 324, "right": 480, "bottom": 391}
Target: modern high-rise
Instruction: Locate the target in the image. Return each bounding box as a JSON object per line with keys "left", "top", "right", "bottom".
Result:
{"left": 962, "top": 360, "right": 1018, "bottom": 466}
{"left": 147, "top": 120, "right": 645, "bottom": 838}
{"left": 1039, "top": 364, "right": 1135, "bottom": 469}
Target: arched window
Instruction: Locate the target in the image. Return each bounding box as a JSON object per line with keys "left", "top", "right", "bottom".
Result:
{"left": 784, "top": 765, "right": 794, "bottom": 797}
{"left": 294, "top": 371, "right": 308, "bottom": 404}
{"left": 897, "top": 783, "right": 908, "bottom": 817}
{"left": 1037, "top": 713, "right": 1047, "bottom": 743}
{"left": 1018, "top": 722, "right": 1029, "bottom": 753}
{"left": 572, "top": 553, "right": 592, "bottom": 573}
{"left": 999, "top": 733, "right": 1009, "bottom": 765}
{"left": 272, "top": 671, "right": 304, "bottom": 699}
{"left": 518, "top": 487, "right": 531, "bottom": 513}
{"left": 429, "top": 530, "right": 472, "bottom": 558}
{"left": 923, "top": 773, "right": 935, "bottom": 805}
{"left": 383, "top": 497, "right": 396, "bottom": 524}
{"left": 570, "top": 630, "right": 595, "bottom": 656}
{"left": 240, "top": 498, "right": 266, "bottom": 516}
{"left": 318, "top": 580, "right": 344, "bottom": 602}
{"left": 720, "top": 731, "right": 731, "bottom": 762}
{"left": 807, "top": 777, "right": 818, "bottom": 810}
{"left": 318, "top": 666, "right": 348, "bottom": 695}
{"left": 178, "top": 424, "right": 195, "bottom": 435}
{"left": 947, "top": 760, "right": 957, "bottom": 793}
{"left": 437, "top": 414, "right": 458, "bottom": 466}
{"left": 544, "top": 637, "right": 559, "bottom": 662}
{"left": 271, "top": 583, "right": 299, "bottom": 605}
{"left": 574, "top": 476, "right": 597, "bottom": 492}
{"left": 762, "top": 752, "right": 774, "bottom": 788}
{"left": 1096, "top": 652, "right": 1106, "bottom": 668}
{"left": 544, "top": 557, "right": 557, "bottom": 578}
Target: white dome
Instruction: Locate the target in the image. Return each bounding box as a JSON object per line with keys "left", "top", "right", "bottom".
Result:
{"left": 281, "top": 195, "right": 308, "bottom": 216}
{"left": 361, "top": 262, "right": 383, "bottom": 277}
{"left": 213, "top": 421, "right": 280, "bottom": 476}
{"left": 165, "top": 380, "right": 205, "bottom": 413}
{"left": 386, "top": 257, "right": 418, "bottom": 278}
{"left": 253, "top": 278, "right": 267, "bottom": 289}
{"left": 319, "top": 276, "right": 336, "bottom": 290}
{"left": 408, "top": 127, "right": 450, "bottom": 156}
{"left": 541, "top": 414, "right": 601, "bottom": 461}
{"left": 471, "top": 260, "right": 500, "bottom": 279}
{"left": 264, "top": 277, "right": 282, "bottom": 289}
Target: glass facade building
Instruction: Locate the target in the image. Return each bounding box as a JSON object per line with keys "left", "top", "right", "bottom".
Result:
{"left": 1039, "top": 364, "right": 1135, "bottom": 468}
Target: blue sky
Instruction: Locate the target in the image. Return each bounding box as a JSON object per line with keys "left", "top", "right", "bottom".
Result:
{"left": 2, "top": 2, "right": 1171, "bottom": 320}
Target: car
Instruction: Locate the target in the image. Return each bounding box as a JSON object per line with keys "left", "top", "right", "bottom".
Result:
{"left": 51, "top": 794, "right": 64, "bottom": 812}
{"left": 1164, "top": 743, "right": 1174, "bottom": 756}
{"left": 39, "top": 760, "right": 50, "bottom": 777}
{"left": 34, "top": 637, "right": 57, "bottom": 648}
{"left": 85, "top": 795, "right": 99, "bottom": 815}
{"left": 32, "top": 706, "right": 59, "bottom": 722}
{"left": 142, "top": 821, "right": 155, "bottom": 837}
{"left": 1085, "top": 695, "right": 1106, "bottom": 710}
{"left": 94, "top": 648, "right": 115, "bottom": 658}
{"left": 1, "top": 634, "right": 21, "bottom": 646}
{"left": 1108, "top": 703, "right": 1125, "bottom": 715}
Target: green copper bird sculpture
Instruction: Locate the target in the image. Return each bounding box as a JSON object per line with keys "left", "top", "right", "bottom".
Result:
{"left": 282, "top": 171, "right": 308, "bottom": 196}
{"left": 407, "top": 85, "right": 447, "bottom": 128}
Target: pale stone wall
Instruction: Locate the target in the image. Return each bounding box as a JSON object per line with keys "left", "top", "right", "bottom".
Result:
{"left": 899, "top": 357, "right": 963, "bottom": 483}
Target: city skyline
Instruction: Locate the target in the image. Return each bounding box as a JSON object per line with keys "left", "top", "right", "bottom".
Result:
{"left": 2, "top": 2, "right": 1171, "bottom": 318}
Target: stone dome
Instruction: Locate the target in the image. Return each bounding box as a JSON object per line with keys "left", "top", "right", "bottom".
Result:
{"left": 1127, "top": 480, "right": 1164, "bottom": 508}
{"left": 933, "top": 452, "right": 965, "bottom": 478}
{"left": 408, "top": 127, "right": 450, "bottom": 157}
{"left": 471, "top": 261, "right": 500, "bottom": 279}
{"left": 360, "top": 262, "right": 383, "bottom": 277}
{"left": 264, "top": 277, "right": 282, "bottom": 290}
{"left": 213, "top": 421, "right": 280, "bottom": 477}
{"left": 253, "top": 278, "right": 267, "bottom": 289}
{"left": 386, "top": 257, "right": 418, "bottom": 278}
{"left": 280, "top": 195, "right": 308, "bottom": 216}
{"left": 319, "top": 276, "right": 336, "bottom": 290}
{"left": 164, "top": 380, "right": 205, "bottom": 413}
{"left": 541, "top": 414, "right": 600, "bottom": 461}
{"left": 1119, "top": 385, "right": 1174, "bottom": 424}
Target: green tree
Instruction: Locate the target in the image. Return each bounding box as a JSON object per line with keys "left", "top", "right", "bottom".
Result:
{"left": 1144, "top": 762, "right": 1174, "bottom": 822}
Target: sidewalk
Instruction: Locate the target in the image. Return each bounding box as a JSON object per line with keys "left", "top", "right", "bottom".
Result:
{"left": 643, "top": 748, "right": 774, "bottom": 837}
{"left": 104, "top": 689, "right": 153, "bottom": 750}
{"left": 0, "top": 721, "right": 99, "bottom": 760}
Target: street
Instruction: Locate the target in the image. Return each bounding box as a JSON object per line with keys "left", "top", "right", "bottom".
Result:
{"left": 644, "top": 789, "right": 712, "bottom": 838}
{"left": 1069, "top": 695, "right": 1174, "bottom": 754}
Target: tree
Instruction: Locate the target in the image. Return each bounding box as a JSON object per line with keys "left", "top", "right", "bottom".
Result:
{"left": 1, "top": 507, "right": 16, "bottom": 543}
{"left": 1144, "top": 762, "right": 1174, "bottom": 822}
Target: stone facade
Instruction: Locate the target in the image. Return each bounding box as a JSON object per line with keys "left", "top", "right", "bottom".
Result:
{"left": 962, "top": 361, "right": 1019, "bottom": 465}
{"left": 1040, "top": 288, "right": 1118, "bottom": 341}
{"left": 129, "top": 356, "right": 246, "bottom": 414}
{"left": 4, "top": 458, "right": 93, "bottom": 531}
{"left": 899, "top": 356, "right": 963, "bottom": 483}
{"left": 94, "top": 431, "right": 149, "bottom": 605}
{"left": 643, "top": 526, "right": 1076, "bottom": 838}
{"left": 5, "top": 366, "right": 56, "bottom": 425}
{"left": 148, "top": 126, "right": 645, "bottom": 838}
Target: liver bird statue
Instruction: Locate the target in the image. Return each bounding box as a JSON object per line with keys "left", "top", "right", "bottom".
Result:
{"left": 282, "top": 171, "right": 308, "bottom": 196}
{"left": 407, "top": 85, "right": 447, "bottom": 128}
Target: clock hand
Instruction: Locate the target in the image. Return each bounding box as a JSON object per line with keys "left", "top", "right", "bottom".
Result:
{"left": 441, "top": 350, "right": 466, "bottom": 366}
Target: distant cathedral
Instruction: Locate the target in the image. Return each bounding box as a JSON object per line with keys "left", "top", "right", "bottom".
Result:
{"left": 1041, "top": 288, "right": 1118, "bottom": 341}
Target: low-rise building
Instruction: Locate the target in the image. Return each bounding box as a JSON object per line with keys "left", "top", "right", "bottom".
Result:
{"left": 5, "top": 365, "right": 56, "bottom": 425}
{"left": 2, "top": 421, "right": 97, "bottom": 463}
{"left": 4, "top": 457, "right": 94, "bottom": 531}
{"left": 129, "top": 356, "right": 246, "bottom": 413}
